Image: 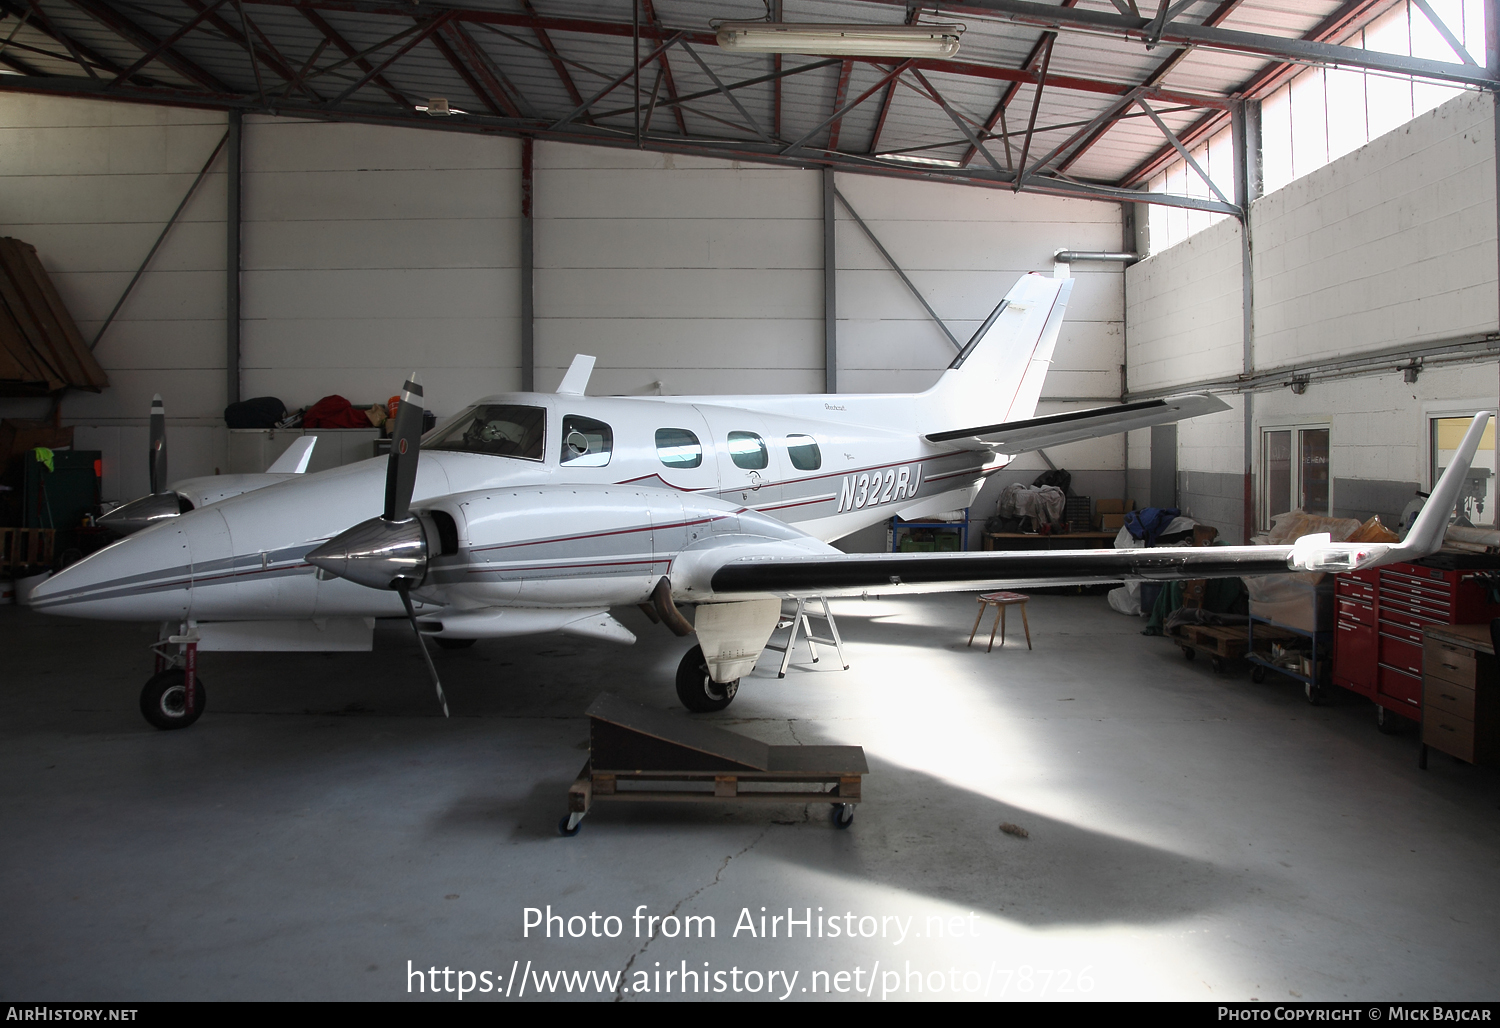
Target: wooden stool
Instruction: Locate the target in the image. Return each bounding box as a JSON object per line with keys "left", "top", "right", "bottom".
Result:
{"left": 968, "top": 591, "right": 1031, "bottom": 652}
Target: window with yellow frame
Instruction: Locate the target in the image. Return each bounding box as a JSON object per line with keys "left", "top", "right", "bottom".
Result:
{"left": 1431, "top": 415, "right": 1497, "bottom": 528}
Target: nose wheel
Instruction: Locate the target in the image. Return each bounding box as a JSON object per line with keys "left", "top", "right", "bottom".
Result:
{"left": 140, "top": 668, "right": 206, "bottom": 730}
{"left": 675, "top": 645, "right": 739, "bottom": 712}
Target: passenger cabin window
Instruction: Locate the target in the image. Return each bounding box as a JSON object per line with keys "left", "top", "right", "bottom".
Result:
{"left": 656, "top": 428, "right": 703, "bottom": 469}
{"left": 786, "top": 434, "right": 821, "bottom": 471}
{"left": 423, "top": 404, "right": 545, "bottom": 460}
{"left": 728, "top": 431, "right": 768, "bottom": 471}
{"left": 561, "top": 414, "right": 613, "bottom": 467}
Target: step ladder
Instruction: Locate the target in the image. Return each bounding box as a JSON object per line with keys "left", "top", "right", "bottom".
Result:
{"left": 772, "top": 596, "right": 849, "bottom": 678}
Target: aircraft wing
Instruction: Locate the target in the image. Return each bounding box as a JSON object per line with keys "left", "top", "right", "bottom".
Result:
{"left": 927, "top": 393, "right": 1231, "bottom": 452}
{"left": 700, "top": 411, "right": 1490, "bottom": 600}
{"left": 703, "top": 543, "right": 1295, "bottom": 599}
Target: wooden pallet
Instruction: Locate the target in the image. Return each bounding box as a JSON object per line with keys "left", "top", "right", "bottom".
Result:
{"left": 1169, "top": 622, "right": 1252, "bottom": 660}
{"left": 562, "top": 693, "right": 867, "bottom": 835}
{"left": 1, "top": 527, "right": 54, "bottom": 573}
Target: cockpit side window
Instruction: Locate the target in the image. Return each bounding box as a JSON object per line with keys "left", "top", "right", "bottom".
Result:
{"left": 728, "top": 431, "right": 768, "bottom": 470}
{"left": 422, "top": 404, "right": 546, "bottom": 460}
{"left": 786, "top": 434, "right": 821, "bottom": 471}
{"left": 561, "top": 414, "right": 613, "bottom": 467}
{"left": 656, "top": 428, "right": 703, "bottom": 469}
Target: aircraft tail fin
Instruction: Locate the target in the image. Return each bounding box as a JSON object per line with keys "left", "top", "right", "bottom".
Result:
{"left": 921, "top": 273, "right": 1072, "bottom": 436}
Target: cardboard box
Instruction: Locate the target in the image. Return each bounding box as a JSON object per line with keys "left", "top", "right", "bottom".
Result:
{"left": 1100, "top": 513, "right": 1128, "bottom": 530}
{"left": 1096, "top": 499, "right": 1135, "bottom": 514}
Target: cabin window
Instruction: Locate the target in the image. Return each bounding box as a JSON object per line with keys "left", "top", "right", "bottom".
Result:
{"left": 728, "top": 431, "right": 768, "bottom": 470}
{"left": 656, "top": 428, "right": 703, "bottom": 469}
{"left": 786, "top": 434, "right": 821, "bottom": 471}
{"left": 561, "top": 414, "right": 613, "bottom": 467}
{"left": 423, "top": 404, "right": 545, "bottom": 460}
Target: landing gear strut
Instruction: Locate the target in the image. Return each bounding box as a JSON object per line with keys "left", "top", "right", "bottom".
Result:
{"left": 675, "top": 644, "right": 739, "bottom": 712}
{"left": 141, "top": 622, "right": 205, "bottom": 730}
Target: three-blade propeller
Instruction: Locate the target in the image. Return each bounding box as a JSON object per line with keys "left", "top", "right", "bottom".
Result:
{"left": 307, "top": 375, "right": 448, "bottom": 717}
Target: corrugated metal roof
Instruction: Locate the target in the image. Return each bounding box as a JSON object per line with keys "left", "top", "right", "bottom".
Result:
{"left": 0, "top": 0, "right": 1466, "bottom": 207}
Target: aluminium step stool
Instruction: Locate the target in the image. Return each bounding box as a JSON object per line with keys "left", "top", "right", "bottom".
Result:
{"left": 561, "top": 693, "right": 868, "bottom": 836}
{"left": 771, "top": 596, "right": 850, "bottom": 678}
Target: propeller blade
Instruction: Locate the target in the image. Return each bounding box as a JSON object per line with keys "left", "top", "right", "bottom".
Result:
{"left": 149, "top": 394, "right": 167, "bottom": 494}
{"left": 384, "top": 375, "right": 425, "bottom": 523}
{"left": 399, "top": 585, "right": 449, "bottom": 717}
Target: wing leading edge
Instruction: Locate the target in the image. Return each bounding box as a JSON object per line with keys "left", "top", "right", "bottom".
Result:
{"left": 927, "top": 393, "right": 1231, "bottom": 452}
{"left": 706, "top": 413, "right": 1490, "bottom": 600}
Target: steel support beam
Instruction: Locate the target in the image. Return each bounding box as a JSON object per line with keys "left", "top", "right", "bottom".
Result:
{"left": 825, "top": 59, "right": 853, "bottom": 151}
{"left": 226, "top": 110, "right": 241, "bottom": 407}
{"left": 300, "top": 9, "right": 408, "bottom": 110}
{"left": 915, "top": 0, "right": 1500, "bottom": 87}
{"left": 1011, "top": 33, "right": 1053, "bottom": 190}
{"left": 65, "top": 0, "right": 232, "bottom": 92}
{"left": 823, "top": 167, "right": 837, "bottom": 395}
{"left": 835, "top": 186, "right": 960, "bottom": 350}
{"left": 520, "top": 136, "right": 534, "bottom": 393}
{"left": 1231, "top": 98, "right": 1256, "bottom": 542}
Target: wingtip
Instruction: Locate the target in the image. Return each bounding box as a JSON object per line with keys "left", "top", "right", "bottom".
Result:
{"left": 1400, "top": 411, "right": 1490, "bottom": 558}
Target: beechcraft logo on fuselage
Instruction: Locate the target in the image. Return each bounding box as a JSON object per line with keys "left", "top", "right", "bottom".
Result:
{"left": 837, "top": 463, "right": 923, "bottom": 513}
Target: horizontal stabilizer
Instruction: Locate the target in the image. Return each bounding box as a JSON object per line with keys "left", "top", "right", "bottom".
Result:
{"left": 266, "top": 435, "right": 317, "bottom": 474}
{"left": 927, "top": 393, "right": 1231, "bottom": 452}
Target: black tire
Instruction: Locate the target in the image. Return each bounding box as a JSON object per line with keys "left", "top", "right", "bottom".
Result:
{"left": 557, "top": 815, "right": 581, "bottom": 837}
{"left": 1182, "top": 647, "right": 1196, "bottom": 661}
{"left": 1304, "top": 681, "right": 1326, "bottom": 705}
{"left": 434, "top": 637, "right": 476, "bottom": 650}
{"left": 832, "top": 804, "right": 855, "bottom": 829}
{"left": 1251, "top": 664, "right": 1267, "bottom": 684}
{"left": 675, "top": 645, "right": 738, "bottom": 713}
{"left": 139, "top": 668, "right": 205, "bottom": 730}
{"left": 1375, "top": 704, "right": 1407, "bottom": 734}
{"left": 1210, "top": 656, "right": 1226, "bottom": 675}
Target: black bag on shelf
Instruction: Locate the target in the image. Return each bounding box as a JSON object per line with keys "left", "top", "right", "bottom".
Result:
{"left": 224, "top": 396, "right": 287, "bottom": 429}
{"left": 1032, "top": 468, "right": 1073, "bottom": 495}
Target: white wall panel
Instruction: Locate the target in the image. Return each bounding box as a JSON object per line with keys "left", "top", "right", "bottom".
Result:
{"left": 1125, "top": 215, "right": 1243, "bottom": 394}
{"left": 241, "top": 117, "right": 523, "bottom": 416}
{"left": 0, "top": 96, "right": 228, "bottom": 431}
{"left": 1253, "top": 90, "right": 1497, "bottom": 367}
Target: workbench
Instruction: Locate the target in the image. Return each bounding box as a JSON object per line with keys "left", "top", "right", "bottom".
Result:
{"left": 1421, "top": 622, "right": 1497, "bottom": 767}
{"left": 982, "top": 531, "right": 1117, "bottom": 551}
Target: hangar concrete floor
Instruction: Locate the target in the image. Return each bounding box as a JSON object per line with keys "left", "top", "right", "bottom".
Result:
{"left": 3, "top": 590, "right": 1499, "bottom": 1002}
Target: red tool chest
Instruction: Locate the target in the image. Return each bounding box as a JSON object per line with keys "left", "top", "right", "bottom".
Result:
{"left": 1332, "top": 562, "right": 1500, "bottom": 720}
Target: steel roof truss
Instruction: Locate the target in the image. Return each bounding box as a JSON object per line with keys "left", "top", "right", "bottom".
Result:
{"left": 550, "top": 30, "right": 681, "bottom": 131}
{"left": 680, "top": 40, "right": 771, "bottom": 143}
{"left": 1011, "top": 31, "right": 1052, "bottom": 190}
{"left": 299, "top": 9, "right": 410, "bottom": 111}
{"left": 783, "top": 58, "right": 910, "bottom": 155}
{"left": 1137, "top": 96, "right": 1230, "bottom": 207}
{"left": 65, "top": 0, "right": 231, "bottom": 91}
{"left": 326, "top": 10, "right": 451, "bottom": 108}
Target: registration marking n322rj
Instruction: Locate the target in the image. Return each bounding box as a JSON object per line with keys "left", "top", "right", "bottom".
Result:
{"left": 837, "top": 464, "right": 922, "bottom": 513}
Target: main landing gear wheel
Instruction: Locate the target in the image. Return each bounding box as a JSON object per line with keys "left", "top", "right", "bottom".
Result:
{"left": 832, "top": 804, "right": 855, "bottom": 829}
{"left": 140, "top": 668, "right": 206, "bottom": 730}
{"left": 675, "top": 645, "right": 739, "bottom": 713}
{"left": 434, "top": 637, "right": 476, "bottom": 650}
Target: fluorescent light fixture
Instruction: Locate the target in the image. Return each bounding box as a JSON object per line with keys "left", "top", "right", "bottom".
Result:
{"left": 715, "top": 22, "right": 963, "bottom": 58}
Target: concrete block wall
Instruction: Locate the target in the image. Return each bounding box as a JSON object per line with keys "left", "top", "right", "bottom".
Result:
{"left": 1126, "top": 89, "right": 1500, "bottom": 540}
{"left": 0, "top": 94, "right": 1127, "bottom": 524}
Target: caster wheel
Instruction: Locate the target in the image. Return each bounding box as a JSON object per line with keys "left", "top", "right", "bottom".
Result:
{"left": 675, "top": 645, "right": 738, "bottom": 712}
{"left": 1210, "top": 656, "right": 1226, "bottom": 675}
{"left": 1304, "top": 682, "right": 1326, "bottom": 705}
{"left": 1182, "top": 647, "right": 1196, "bottom": 661}
{"left": 1251, "top": 664, "right": 1267, "bottom": 684}
{"left": 434, "top": 637, "right": 476, "bottom": 650}
{"left": 558, "top": 815, "right": 581, "bottom": 837}
{"left": 832, "top": 804, "right": 855, "bottom": 830}
{"left": 139, "top": 668, "right": 206, "bottom": 730}
{"left": 1375, "top": 704, "right": 1407, "bottom": 734}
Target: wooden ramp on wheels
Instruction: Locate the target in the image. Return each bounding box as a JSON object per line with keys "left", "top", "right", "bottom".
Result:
{"left": 561, "top": 693, "right": 868, "bottom": 836}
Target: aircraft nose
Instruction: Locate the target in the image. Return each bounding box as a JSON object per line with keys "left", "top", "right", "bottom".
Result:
{"left": 29, "top": 509, "right": 232, "bottom": 620}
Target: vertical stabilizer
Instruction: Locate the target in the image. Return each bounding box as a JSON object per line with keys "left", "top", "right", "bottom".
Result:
{"left": 922, "top": 273, "right": 1072, "bottom": 435}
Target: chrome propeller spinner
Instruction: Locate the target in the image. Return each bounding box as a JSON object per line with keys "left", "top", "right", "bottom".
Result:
{"left": 307, "top": 375, "right": 448, "bottom": 717}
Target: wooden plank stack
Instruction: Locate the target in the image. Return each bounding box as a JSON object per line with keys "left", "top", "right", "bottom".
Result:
{"left": 0, "top": 238, "right": 109, "bottom": 396}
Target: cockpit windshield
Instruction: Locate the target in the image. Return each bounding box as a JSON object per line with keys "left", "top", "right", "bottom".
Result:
{"left": 422, "top": 404, "right": 547, "bottom": 460}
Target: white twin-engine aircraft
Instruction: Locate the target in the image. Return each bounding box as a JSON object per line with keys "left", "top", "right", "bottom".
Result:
{"left": 31, "top": 274, "right": 1488, "bottom": 729}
